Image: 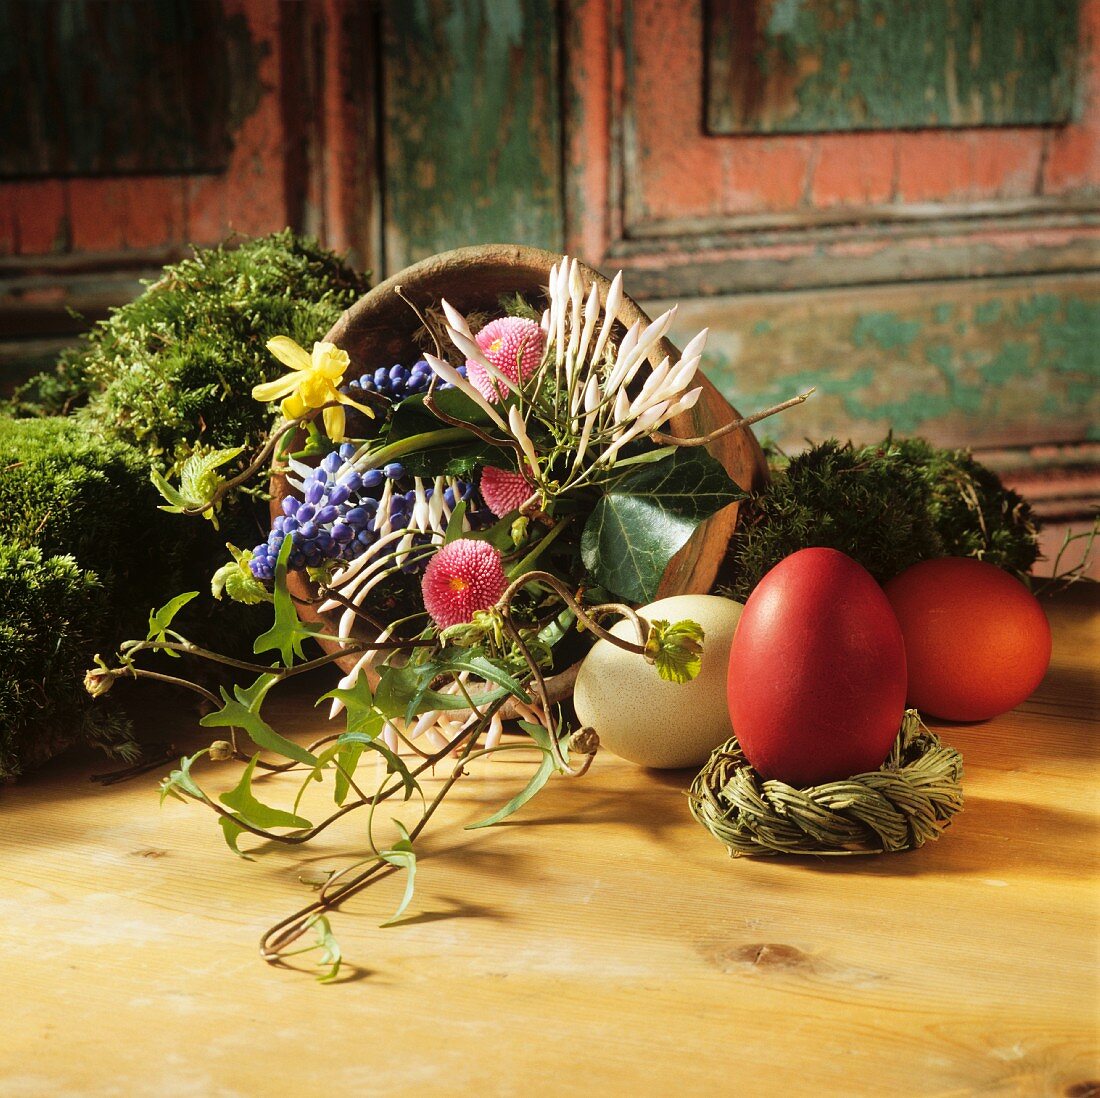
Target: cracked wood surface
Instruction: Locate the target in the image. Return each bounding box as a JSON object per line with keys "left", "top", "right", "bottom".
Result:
{"left": 0, "top": 586, "right": 1096, "bottom": 1096}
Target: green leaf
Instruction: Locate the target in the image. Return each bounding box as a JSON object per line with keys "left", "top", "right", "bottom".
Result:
{"left": 200, "top": 673, "right": 318, "bottom": 766}
{"left": 378, "top": 820, "right": 417, "bottom": 926}
{"left": 319, "top": 671, "right": 378, "bottom": 737}
{"left": 580, "top": 449, "right": 745, "bottom": 603}
{"left": 430, "top": 649, "right": 531, "bottom": 704}
{"left": 150, "top": 467, "right": 190, "bottom": 512}
{"left": 646, "top": 618, "right": 705, "bottom": 684}
{"left": 311, "top": 914, "right": 343, "bottom": 983}
{"left": 443, "top": 500, "right": 467, "bottom": 544}
{"left": 254, "top": 536, "right": 322, "bottom": 666}
{"left": 218, "top": 816, "right": 253, "bottom": 859}
{"left": 219, "top": 753, "right": 312, "bottom": 830}
{"left": 211, "top": 544, "right": 273, "bottom": 605}
{"left": 373, "top": 662, "right": 508, "bottom": 724}
{"left": 151, "top": 445, "right": 243, "bottom": 529}
{"left": 146, "top": 591, "right": 200, "bottom": 655}
{"left": 337, "top": 732, "right": 420, "bottom": 802}
{"left": 466, "top": 722, "right": 557, "bottom": 830}
{"left": 401, "top": 440, "right": 504, "bottom": 479}
{"left": 158, "top": 749, "right": 206, "bottom": 804}
{"left": 333, "top": 739, "right": 367, "bottom": 806}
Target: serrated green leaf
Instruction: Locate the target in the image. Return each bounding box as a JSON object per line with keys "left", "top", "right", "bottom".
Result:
{"left": 255, "top": 536, "right": 322, "bottom": 666}
{"left": 378, "top": 820, "right": 417, "bottom": 926}
{"left": 647, "top": 617, "right": 705, "bottom": 684}
{"left": 465, "top": 721, "right": 558, "bottom": 830}
{"left": 150, "top": 467, "right": 190, "bottom": 512}
{"left": 580, "top": 449, "right": 745, "bottom": 603}
{"left": 211, "top": 545, "right": 272, "bottom": 605}
{"left": 200, "top": 673, "right": 318, "bottom": 766}
{"left": 179, "top": 445, "right": 244, "bottom": 506}
{"left": 219, "top": 753, "right": 312, "bottom": 830}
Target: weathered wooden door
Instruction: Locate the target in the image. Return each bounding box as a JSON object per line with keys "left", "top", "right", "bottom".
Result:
{"left": 2, "top": 0, "right": 1096, "bottom": 563}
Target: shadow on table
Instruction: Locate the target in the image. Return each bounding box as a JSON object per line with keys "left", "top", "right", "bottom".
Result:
{"left": 745, "top": 792, "right": 1098, "bottom": 881}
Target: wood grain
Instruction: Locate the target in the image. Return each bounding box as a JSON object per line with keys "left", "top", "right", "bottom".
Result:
{"left": 0, "top": 588, "right": 1096, "bottom": 1096}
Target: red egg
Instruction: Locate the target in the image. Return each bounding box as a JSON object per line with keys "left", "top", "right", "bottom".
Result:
{"left": 884, "top": 557, "right": 1051, "bottom": 722}
{"left": 727, "top": 548, "right": 908, "bottom": 786}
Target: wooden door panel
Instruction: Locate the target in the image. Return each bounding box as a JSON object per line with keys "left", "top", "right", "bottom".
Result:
{"left": 652, "top": 274, "right": 1099, "bottom": 455}
{"left": 704, "top": 0, "right": 1082, "bottom": 135}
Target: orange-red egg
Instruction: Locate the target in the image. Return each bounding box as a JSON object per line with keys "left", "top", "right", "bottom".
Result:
{"left": 884, "top": 557, "right": 1051, "bottom": 722}
{"left": 727, "top": 548, "right": 908, "bottom": 786}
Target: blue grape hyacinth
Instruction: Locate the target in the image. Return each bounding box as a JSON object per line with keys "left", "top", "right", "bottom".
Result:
{"left": 342, "top": 359, "right": 467, "bottom": 404}
{"left": 249, "top": 443, "right": 485, "bottom": 581}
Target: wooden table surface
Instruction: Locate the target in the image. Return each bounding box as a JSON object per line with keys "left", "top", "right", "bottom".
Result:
{"left": 1, "top": 586, "right": 1097, "bottom": 1097}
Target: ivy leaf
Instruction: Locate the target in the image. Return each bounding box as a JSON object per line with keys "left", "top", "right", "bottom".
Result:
{"left": 146, "top": 591, "right": 200, "bottom": 655}
{"left": 200, "top": 673, "right": 318, "bottom": 767}
{"left": 218, "top": 816, "right": 252, "bottom": 859}
{"left": 319, "top": 672, "right": 386, "bottom": 804}
{"left": 466, "top": 722, "right": 558, "bottom": 830}
{"left": 374, "top": 662, "right": 508, "bottom": 724}
{"left": 580, "top": 449, "right": 746, "bottom": 603}
{"left": 319, "top": 671, "right": 378, "bottom": 737}
{"left": 378, "top": 820, "right": 417, "bottom": 926}
{"left": 254, "top": 536, "right": 323, "bottom": 666}
{"left": 219, "top": 753, "right": 312, "bottom": 830}
{"left": 158, "top": 749, "right": 206, "bottom": 804}
{"left": 337, "top": 732, "right": 419, "bottom": 802}
{"left": 311, "top": 914, "right": 343, "bottom": 983}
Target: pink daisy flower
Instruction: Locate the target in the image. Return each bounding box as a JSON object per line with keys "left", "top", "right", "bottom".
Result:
{"left": 422, "top": 539, "right": 508, "bottom": 629}
{"left": 479, "top": 465, "right": 534, "bottom": 518}
{"left": 468, "top": 317, "right": 546, "bottom": 402}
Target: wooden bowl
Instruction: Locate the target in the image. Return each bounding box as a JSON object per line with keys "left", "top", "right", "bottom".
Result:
{"left": 271, "top": 244, "right": 768, "bottom": 701}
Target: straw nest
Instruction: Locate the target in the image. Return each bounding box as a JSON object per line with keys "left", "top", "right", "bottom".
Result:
{"left": 689, "top": 711, "right": 963, "bottom": 856}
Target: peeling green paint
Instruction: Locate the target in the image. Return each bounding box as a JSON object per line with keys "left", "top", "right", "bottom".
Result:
{"left": 660, "top": 277, "right": 1100, "bottom": 452}
{"left": 852, "top": 313, "right": 922, "bottom": 351}
{"left": 974, "top": 300, "right": 1004, "bottom": 327}
{"left": 979, "top": 342, "right": 1031, "bottom": 385}
{"left": 382, "top": 0, "right": 561, "bottom": 271}
{"left": 706, "top": 0, "right": 1080, "bottom": 134}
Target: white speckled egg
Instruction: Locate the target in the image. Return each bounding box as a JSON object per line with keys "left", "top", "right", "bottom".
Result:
{"left": 573, "top": 593, "right": 744, "bottom": 769}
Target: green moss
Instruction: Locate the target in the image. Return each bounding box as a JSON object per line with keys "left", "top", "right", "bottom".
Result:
{"left": 0, "top": 417, "right": 184, "bottom": 623}
{"left": 720, "top": 437, "right": 1040, "bottom": 601}
{"left": 0, "top": 540, "right": 136, "bottom": 782}
{"left": 13, "top": 231, "right": 369, "bottom": 469}
{"left": 0, "top": 232, "right": 370, "bottom": 780}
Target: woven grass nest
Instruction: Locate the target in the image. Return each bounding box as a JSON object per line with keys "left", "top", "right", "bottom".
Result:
{"left": 689, "top": 711, "right": 964, "bottom": 856}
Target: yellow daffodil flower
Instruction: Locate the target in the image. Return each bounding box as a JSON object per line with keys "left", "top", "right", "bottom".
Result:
{"left": 251, "top": 336, "right": 373, "bottom": 441}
